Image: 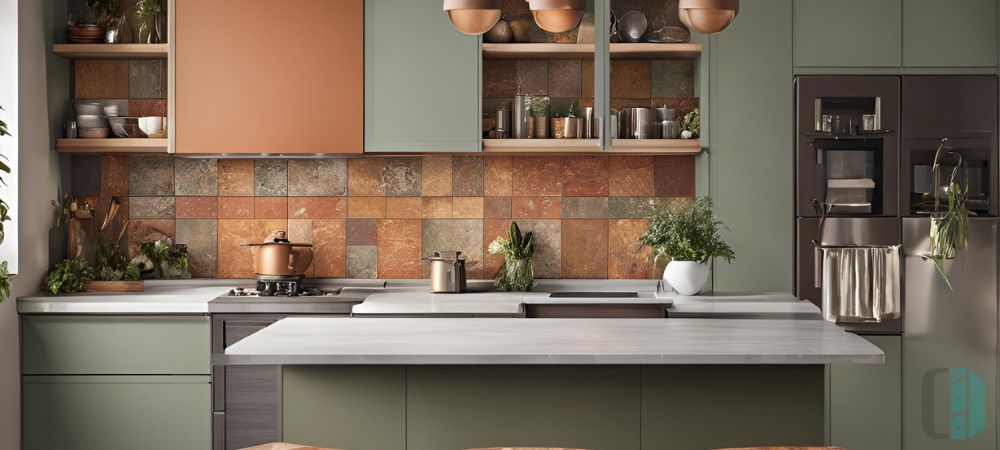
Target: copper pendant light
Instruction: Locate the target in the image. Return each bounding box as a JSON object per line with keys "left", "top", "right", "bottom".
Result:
{"left": 679, "top": 0, "right": 739, "bottom": 34}
{"left": 527, "top": 0, "right": 587, "bottom": 34}
{"left": 444, "top": 0, "right": 503, "bottom": 35}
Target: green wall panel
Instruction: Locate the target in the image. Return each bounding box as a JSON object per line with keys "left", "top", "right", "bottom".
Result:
{"left": 794, "top": 0, "right": 902, "bottom": 68}
{"left": 903, "top": 0, "right": 998, "bottom": 68}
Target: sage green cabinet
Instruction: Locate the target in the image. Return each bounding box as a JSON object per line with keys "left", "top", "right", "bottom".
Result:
{"left": 23, "top": 376, "right": 212, "bottom": 450}
{"left": 364, "top": 0, "right": 480, "bottom": 152}
{"left": 793, "top": 0, "right": 902, "bottom": 68}
{"left": 829, "top": 335, "right": 902, "bottom": 450}
{"left": 903, "top": 0, "right": 997, "bottom": 68}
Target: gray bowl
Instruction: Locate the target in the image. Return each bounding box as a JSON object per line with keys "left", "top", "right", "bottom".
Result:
{"left": 108, "top": 117, "right": 146, "bottom": 138}
{"left": 74, "top": 101, "right": 103, "bottom": 116}
{"left": 619, "top": 11, "right": 648, "bottom": 43}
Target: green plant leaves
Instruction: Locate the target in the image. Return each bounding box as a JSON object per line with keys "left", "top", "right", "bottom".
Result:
{"left": 46, "top": 259, "right": 95, "bottom": 294}
{"left": 638, "top": 197, "right": 734, "bottom": 264}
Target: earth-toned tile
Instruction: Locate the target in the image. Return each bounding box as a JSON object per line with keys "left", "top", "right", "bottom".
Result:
{"left": 582, "top": 59, "right": 594, "bottom": 98}
{"left": 348, "top": 197, "right": 386, "bottom": 218}
{"left": 128, "top": 60, "right": 167, "bottom": 99}
{"left": 484, "top": 156, "right": 512, "bottom": 196}
{"left": 651, "top": 60, "right": 695, "bottom": 98}
{"left": 661, "top": 196, "right": 695, "bottom": 213}
{"left": 128, "top": 155, "right": 173, "bottom": 196}
{"left": 217, "top": 219, "right": 286, "bottom": 278}
{"left": 610, "top": 59, "right": 651, "bottom": 99}
{"left": 453, "top": 197, "right": 484, "bottom": 219}
{"left": 70, "top": 155, "right": 102, "bottom": 197}
{"left": 126, "top": 219, "right": 175, "bottom": 257}
{"left": 254, "top": 160, "right": 287, "bottom": 196}
{"left": 484, "top": 196, "right": 512, "bottom": 218}
{"left": 218, "top": 197, "right": 254, "bottom": 219}
{"left": 174, "top": 158, "right": 218, "bottom": 196}
{"left": 176, "top": 197, "right": 218, "bottom": 219}
{"left": 101, "top": 155, "right": 128, "bottom": 196}
{"left": 288, "top": 197, "right": 346, "bottom": 219}
{"left": 482, "top": 59, "right": 517, "bottom": 98}
{"left": 453, "top": 156, "right": 485, "bottom": 196}
{"left": 561, "top": 197, "right": 609, "bottom": 218}
{"left": 382, "top": 157, "right": 421, "bottom": 196}
{"left": 218, "top": 159, "right": 254, "bottom": 196}
{"left": 609, "top": 156, "right": 655, "bottom": 196}
{"left": 653, "top": 155, "right": 696, "bottom": 197}
{"left": 346, "top": 219, "right": 378, "bottom": 246}
{"left": 74, "top": 60, "right": 128, "bottom": 98}
{"left": 609, "top": 219, "right": 653, "bottom": 279}
{"left": 386, "top": 197, "right": 422, "bottom": 218}
{"left": 346, "top": 245, "right": 378, "bottom": 279}
{"left": 512, "top": 156, "right": 563, "bottom": 196}
{"left": 128, "top": 197, "right": 175, "bottom": 219}
{"left": 515, "top": 219, "right": 561, "bottom": 278}
{"left": 421, "top": 156, "right": 453, "bottom": 196}
{"left": 561, "top": 219, "right": 609, "bottom": 278}
{"left": 310, "top": 219, "right": 346, "bottom": 278}
{"left": 562, "top": 155, "right": 608, "bottom": 196}
{"left": 347, "top": 158, "right": 386, "bottom": 196}
{"left": 516, "top": 60, "right": 547, "bottom": 95}
{"left": 175, "top": 219, "right": 218, "bottom": 278}
{"left": 421, "top": 219, "right": 484, "bottom": 278}
{"left": 483, "top": 219, "right": 510, "bottom": 278}
{"left": 127, "top": 99, "right": 167, "bottom": 117}
{"left": 547, "top": 60, "right": 582, "bottom": 98}
{"left": 511, "top": 196, "right": 561, "bottom": 219}
{"left": 377, "top": 219, "right": 422, "bottom": 278}
{"left": 421, "top": 197, "right": 453, "bottom": 218}
{"left": 254, "top": 197, "right": 288, "bottom": 219}
{"left": 609, "top": 197, "right": 660, "bottom": 218}
{"left": 288, "top": 159, "right": 347, "bottom": 196}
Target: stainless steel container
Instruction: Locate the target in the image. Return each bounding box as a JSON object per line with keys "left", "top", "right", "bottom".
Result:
{"left": 496, "top": 109, "right": 511, "bottom": 139}
{"left": 513, "top": 94, "right": 532, "bottom": 139}
{"left": 582, "top": 107, "right": 594, "bottom": 138}
{"left": 655, "top": 106, "right": 676, "bottom": 122}
{"left": 658, "top": 120, "right": 679, "bottom": 139}
{"left": 424, "top": 251, "right": 467, "bottom": 293}
{"left": 628, "top": 107, "right": 654, "bottom": 139}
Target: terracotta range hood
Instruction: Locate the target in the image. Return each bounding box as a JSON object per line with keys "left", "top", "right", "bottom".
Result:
{"left": 679, "top": 0, "right": 739, "bottom": 34}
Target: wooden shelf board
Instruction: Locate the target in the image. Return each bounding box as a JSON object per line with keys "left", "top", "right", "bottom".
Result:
{"left": 481, "top": 42, "right": 700, "bottom": 60}
{"left": 53, "top": 44, "right": 169, "bottom": 59}
{"left": 610, "top": 43, "right": 701, "bottom": 59}
{"left": 610, "top": 138, "right": 702, "bottom": 154}
{"left": 57, "top": 138, "right": 169, "bottom": 154}
{"left": 483, "top": 139, "right": 603, "bottom": 153}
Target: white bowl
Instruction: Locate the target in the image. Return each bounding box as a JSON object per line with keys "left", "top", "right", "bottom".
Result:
{"left": 138, "top": 116, "right": 165, "bottom": 136}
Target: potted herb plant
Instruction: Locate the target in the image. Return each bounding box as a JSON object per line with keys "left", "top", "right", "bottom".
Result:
{"left": 639, "top": 197, "right": 734, "bottom": 295}
{"left": 488, "top": 222, "right": 535, "bottom": 291}
{"left": 531, "top": 96, "right": 550, "bottom": 139}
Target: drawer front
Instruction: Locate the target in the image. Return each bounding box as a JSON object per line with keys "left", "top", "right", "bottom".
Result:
{"left": 22, "top": 315, "right": 210, "bottom": 375}
{"left": 23, "top": 376, "right": 212, "bottom": 450}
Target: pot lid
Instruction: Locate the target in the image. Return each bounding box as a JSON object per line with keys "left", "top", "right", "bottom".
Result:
{"left": 242, "top": 231, "right": 313, "bottom": 247}
{"left": 423, "top": 250, "right": 464, "bottom": 261}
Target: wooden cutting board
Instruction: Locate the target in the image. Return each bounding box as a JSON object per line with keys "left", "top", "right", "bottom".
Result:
{"left": 85, "top": 280, "right": 144, "bottom": 293}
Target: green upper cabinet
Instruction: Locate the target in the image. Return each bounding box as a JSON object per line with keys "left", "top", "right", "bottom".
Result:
{"left": 793, "top": 0, "right": 902, "bottom": 68}
{"left": 903, "top": 0, "right": 997, "bottom": 68}
{"left": 365, "top": 0, "right": 481, "bottom": 152}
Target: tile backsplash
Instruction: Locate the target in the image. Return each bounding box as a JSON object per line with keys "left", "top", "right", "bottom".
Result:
{"left": 70, "top": 155, "right": 695, "bottom": 280}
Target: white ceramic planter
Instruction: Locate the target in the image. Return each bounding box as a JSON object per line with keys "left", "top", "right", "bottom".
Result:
{"left": 663, "top": 260, "right": 710, "bottom": 295}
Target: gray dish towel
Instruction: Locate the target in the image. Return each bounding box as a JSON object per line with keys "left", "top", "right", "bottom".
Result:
{"left": 821, "top": 245, "right": 902, "bottom": 323}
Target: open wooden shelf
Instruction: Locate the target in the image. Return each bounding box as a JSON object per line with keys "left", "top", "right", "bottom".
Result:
{"left": 483, "top": 138, "right": 602, "bottom": 153}
{"left": 57, "top": 138, "right": 169, "bottom": 154}
{"left": 610, "top": 138, "right": 702, "bottom": 154}
{"left": 481, "top": 42, "right": 700, "bottom": 60}
{"left": 53, "top": 43, "right": 169, "bottom": 59}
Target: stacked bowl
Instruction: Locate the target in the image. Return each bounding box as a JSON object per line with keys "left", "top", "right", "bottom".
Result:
{"left": 74, "top": 101, "right": 110, "bottom": 138}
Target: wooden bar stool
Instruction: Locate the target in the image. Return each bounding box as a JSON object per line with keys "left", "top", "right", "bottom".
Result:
{"left": 239, "top": 443, "right": 343, "bottom": 450}
{"left": 714, "top": 447, "right": 847, "bottom": 450}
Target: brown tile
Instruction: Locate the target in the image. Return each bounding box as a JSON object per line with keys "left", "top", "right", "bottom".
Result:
{"left": 128, "top": 197, "right": 175, "bottom": 219}
{"left": 101, "top": 155, "right": 128, "bottom": 197}
{"left": 175, "top": 219, "right": 218, "bottom": 278}
{"left": 421, "top": 156, "right": 453, "bottom": 196}
{"left": 255, "top": 160, "right": 287, "bottom": 196}
{"left": 512, "top": 156, "right": 563, "bottom": 196}
{"left": 421, "top": 197, "right": 453, "bottom": 218}
{"left": 176, "top": 197, "right": 218, "bottom": 219}
{"left": 346, "top": 219, "right": 378, "bottom": 246}
{"left": 653, "top": 155, "right": 696, "bottom": 197}
{"left": 218, "top": 159, "right": 254, "bottom": 196}
{"left": 348, "top": 197, "right": 386, "bottom": 219}
{"left": 516, "top": 219, "right": 561, "bottom": 278}
{"left": 421, "top": 219, "right": 484, "bottom": 279}
{"left": 288, "top": 159, "right": 347, "bottom": 196}
{"left": 561, "top": 219, "right": 609, "bottom": 278}
{"left": 174, "top": 158, "right": 218, "bottom": 196}
{"left": 561, "top": 197, "right": 609, "bottom": 218}
{"left": 484, "top": 196, "right": 512, "bottom": 218}
{"left": 610, "top": 59, "right": 651, "bottom": 99}
{"left": 286, "top": 219, "right": 313, "bottom": 260}
{"left": 383, "top": 157, "right": 421, "bottom": 196}
{"left": 347, "top": 158, "right": 386, "bottom": 196}
{"left": 511, "top": 196, "right": 561, "bottom": 219}
{"left": 126, "top": 219, "right": 175, "bottom": 257}
{"left": 218, "top": 197, "right": 254, "bottom": 219}
{"left": 287, "top": 197, "right": 347, "bottom": 219}
{"left": 516, "top": 60, "right": 547, "bottom": 95}
{"left": 74, "top": 60, "right": 128, "bottom": 98}
{"left": 582, "top": 59, "right": 594, "bottom": 98}
{"left": 70, "top": 155, "right": 101, "bottom": 197}
{"left": 128, "top": 155, "right": 173, "bottom": 196}
{"left": 484, "top": 156, "right": 512, "bottom": 196}
{"left": 377, "top": 219, "right": 422, "bottom": 279}
{"left": 483, "top": 60, "right": 517, "bottom": 98}
{"left": 453, "top": 156, "right": 485, "bottom": 196}
{"left": 127, "top": 99, "right": 167, "bottom": 117}
{"left": 217, "top": 219, "right": 286, "bottom": 278}
{"left": 386, "top": 197, "right": 422, "bottom": 218}
{"left": 346, "top": 245, "right": 378, "bottom": 279}
{"left": 562, "top": 156, "right": 608, "bottom": 196}
{"left": 609, "top": 219, "right": 652, "bottom": 279}
{"left": 483, "top": 219, "right": 510, "bottom": 278}
{"left": 609, "top": 156, "right": 655, "bottom": 196}
{"left": 254, "top": 197, "right": 288, "bottom": 219}
{"left": 310, "top": 219, "right": 346, "bottom": 278}
{"left": 547, "top": 60, "right": 582, "bottom": 98}
{"left": 453, "top": 197, "right": 485, "bottom": 219}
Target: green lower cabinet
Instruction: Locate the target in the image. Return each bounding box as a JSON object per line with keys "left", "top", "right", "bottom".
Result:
{"left": 829, "top": 335, "right": 902, "bottom": 450}
{"left": 23, "top": 375, "right": 212, "bottom": 450}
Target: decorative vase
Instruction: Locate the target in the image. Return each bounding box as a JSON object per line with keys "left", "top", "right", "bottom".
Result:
{"left": 496, "top": 256, "right": 534, "bottom": 292}
{"left": 507, "top": 12, "right": 533, "bottom": 43}
{"left": 551, "top": 117, "right": 567, "bottom": 139}
{"left": 532, "top": 116, "right": 549, "bottom": 138}
{"left": 663, "top": 260, "right": 709, "bottom": 296}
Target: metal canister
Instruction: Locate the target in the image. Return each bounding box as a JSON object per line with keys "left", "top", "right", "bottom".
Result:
{"left": 512, "top": 94, "right": 532, "bottom": 139}
{"left": 496, "top": 109, "right": 511, "bottom": 139}
{"left": 582, "top": 107, "right": 594, "bottom": 139}
{"left": 629, "top": 108, "right": 653, "bottom": 139}
{"left": 659, "top": 120, "right": 679, "bottom": 139}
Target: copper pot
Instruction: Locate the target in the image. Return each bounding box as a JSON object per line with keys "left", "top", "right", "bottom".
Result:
{"left": 243, "top": 231, "right": 314, "bottom": 276}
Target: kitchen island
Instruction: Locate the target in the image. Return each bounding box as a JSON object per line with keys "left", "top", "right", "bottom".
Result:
{"left": 224, "top": 317, "right": 882, "bottom": 450}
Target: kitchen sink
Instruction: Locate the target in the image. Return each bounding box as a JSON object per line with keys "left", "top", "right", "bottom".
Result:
{"left": 547, "top": 292, "right": 639, "bottom": 298}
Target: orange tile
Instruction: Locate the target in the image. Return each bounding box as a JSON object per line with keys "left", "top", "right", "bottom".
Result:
{"left": 609, "top": 156, "right": 655, "bottom": 196}
{"left": 610, "top": 60, "right": 651, "bottom": 99}
{"left": 609, "top": 219, "right": 653, "bottom": 279}
{"left": 563, "top": 156, "right": 609, "bottom": 196}
{"left": 484, "top": 196, "right": 512, "bottom": 218}
{"left": 348, "top": 196, "right": 386, "bottom": 218}
{"left": 287, "top": 197, "right": 346, "bottom": 219}
{"left": 386, "top": 197, "right": 422, "bottom": 218}
{"left": 377, "top": 219, "right": 422, "bottom": 278}
{"left": 254, "top": 197, "right": 288, "bottom": 218}
{"left": 453, "top": 197, "right": 485, "bottom": 218}
{"left": 347, "top": 158, "right": 386, "bottom": 196}
{"left": 561, "top": 219, "right": 609, "bottom": 278}
{"left": 286, "top": 219, "right": 314, "bottom": 276}
{"left": 217, "top": 219, "right": 286, "bottom": 278}
{"left": 218, "top": 159, "right": 254, "bottom": 196}
{"left": 484, "top": 156, "right": 512, "bottom": 196}
{"left": 511, "top": 196, "right": 561, "bottom": 219}
{"left": 126, "top": 219, "right": 175, "bottom": 257}
{"left": 512, "top": 156, "right": 563, "bottom": 196}
{"left": 101, "top": 155, "right": 128, "bottom": 196}
{"left": 483, "top": 219, "right": 511, "bottom": 278}
{"left": 421, "top": 156, "right": 453, "bottom": 196}
{"left": 421, "top": 197, "right": 453, "bottom": 218}
{"left": 218, "top": 196, "right": 254, "bottom": 218}
{"left": 74, "top": 60, "right": 128, "bottom": 98}
{"left": 311, "top": 219, "right": 346, "bottom": 278}
{"left": 176, "top": 197, "right": 218, "bottom": 219}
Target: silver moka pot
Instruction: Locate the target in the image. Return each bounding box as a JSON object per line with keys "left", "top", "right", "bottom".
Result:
{"left": 424, "top": 251, "right": 467, "bottom": 293}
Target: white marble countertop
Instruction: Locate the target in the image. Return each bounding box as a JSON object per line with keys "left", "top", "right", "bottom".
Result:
{"left": 16, "top": 284, "right": 233, "bottom": 314}
{"left": 222, "top": 317, "right": 883, "bottom": 365}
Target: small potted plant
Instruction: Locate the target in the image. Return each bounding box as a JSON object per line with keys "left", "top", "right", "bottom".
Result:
{"left": 639, "top": 197, "right": 734, "bottom": 295}
{"left": 488, "top": 222, "right": 535, "bottom": 292}
{"left": 531, "top": 96, "right": 550, "bottom": 139}
{"left": 928, "top": 138, "right": 972, "bottom": 290}
{"left": 680, "top": 108, "right": 700, "bottom": 139}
